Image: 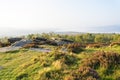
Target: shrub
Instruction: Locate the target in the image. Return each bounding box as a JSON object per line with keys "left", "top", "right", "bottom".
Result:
{"left": 83, "top": 51, "right": 120, "bottom": 69}
{"left": 45, "top": 70, "right": 62, "bottom": 80}
{"left": 109, "top": 42, "right": 120, "bottom": 47}
{"left": 0, "top": 42, "right": 10, "bottom": 47}
{"left": 71, "top": 47, "right": 84, "bottom": 53}
{"left": 15, "top": 73, "right": 28, "bottom": 80}
{"left": 23, "top": 43, "right": 39, "bottom": 48}
{"left": 116, "top": 77, "right": 120, "bottom": 80}
{"left": 65, "top": 43, "right": 84, "bottom": 53}
{"left": 53, "top": 52, "right": 78, "bottom": 65}
{"left": 65, "top": 66, "right": 100, "bottom": 80}
{"left": 86, "top": 43, "right": 109, "bottom": 48}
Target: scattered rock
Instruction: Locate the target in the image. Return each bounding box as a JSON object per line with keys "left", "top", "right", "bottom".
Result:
{"left": 0, "top": 46, "right": 20, "bottom": 52}
{"left": 8, "top": 38, "right": 22, "bottom": 43}
{"left": 11, "top": 39, "right": 32, "bottom": 47}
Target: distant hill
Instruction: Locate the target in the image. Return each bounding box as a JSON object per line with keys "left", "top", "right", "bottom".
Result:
{"left": 55, "top": 31, "right": 85, "bottom": 35}
{"left": 55, "top": 25, "right": 120, "bottom": 34}
{"left": 89, "top": 25, "right": 120, "bottom": 33}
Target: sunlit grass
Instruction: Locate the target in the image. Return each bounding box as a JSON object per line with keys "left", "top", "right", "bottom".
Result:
{"left": 0, "top": 46, "right": 120, "bottom": 80}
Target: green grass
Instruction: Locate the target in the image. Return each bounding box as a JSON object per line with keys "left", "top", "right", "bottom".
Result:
{"left": 0, "top": 46, "right": 120, "bottom": 80}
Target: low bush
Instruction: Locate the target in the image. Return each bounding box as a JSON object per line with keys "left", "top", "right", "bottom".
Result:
{"left": 15, "top": 73, "right": 28, "bottom": 80}
{"left": 82, "top": 51, "right": 120, "bottom": 78}
{"left": 66, "top": 43, "right": 84, "bottom": 53}
{"left": 23, "top": 43, "right": 39, "bottom": 48}
{"left": 83, "top": 51, "right": 120, "bottom": 69}
{"left": 109, "top": 42, "right": 120, "bottom": 47}
{"left": 65, "top": 66, "right": 100, "bottom": 80}
{"left": 45, "top": 70, "right": 62, "bottom": 80}
{"left": 53, "top": 52, "right": 78, "bottom": 65}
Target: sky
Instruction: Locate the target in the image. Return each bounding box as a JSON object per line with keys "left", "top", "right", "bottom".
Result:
{"left": 0, "top": 0, "right": 120, "bottom": 37}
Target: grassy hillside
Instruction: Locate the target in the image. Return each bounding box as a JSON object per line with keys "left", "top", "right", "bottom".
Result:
{"left": 0, "top": 45, "right": 120, "bottom": 80}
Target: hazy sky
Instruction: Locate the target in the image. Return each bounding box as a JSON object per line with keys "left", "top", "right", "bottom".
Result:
{"left": 0, "top": 0, "right": 120, "bottom": 36}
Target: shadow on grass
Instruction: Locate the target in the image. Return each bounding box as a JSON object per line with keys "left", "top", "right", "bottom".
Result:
{"left": 5, "top": 50, "right": 20, "bottom": 53}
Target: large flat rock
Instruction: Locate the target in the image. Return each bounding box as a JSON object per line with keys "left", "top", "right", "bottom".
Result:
{"left": 0, "top": 46, "right": 21, "bottom": 52}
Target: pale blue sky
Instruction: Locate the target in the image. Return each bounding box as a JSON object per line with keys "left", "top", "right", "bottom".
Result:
{"left": 0, "top": 0, "right": 120, "bottom": 36}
